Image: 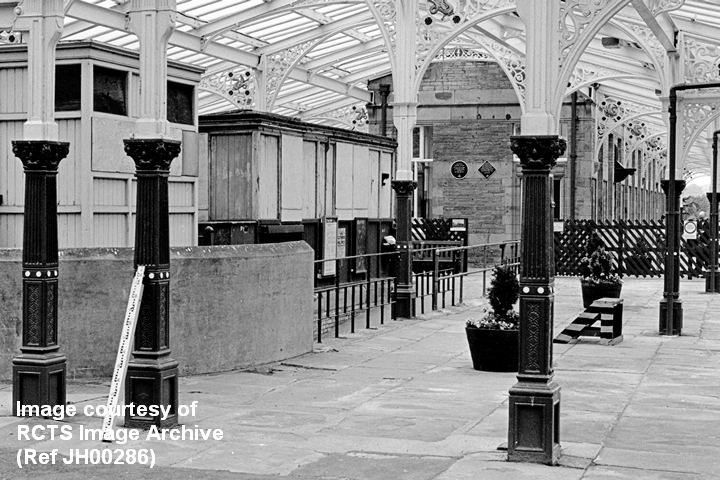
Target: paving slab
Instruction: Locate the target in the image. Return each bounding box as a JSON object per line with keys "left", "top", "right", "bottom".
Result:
{"left": 2, "top": 277, "right": 720, "bottom": 479}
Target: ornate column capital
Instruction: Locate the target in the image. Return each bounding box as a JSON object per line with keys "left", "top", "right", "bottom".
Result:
{"left": 391, "top": 180, "right": 417, "bottom": 197}
{"left": 510, "top": 136, "right": 567, "bottom": 170}
{"left": 124, "top": 139, "right": 181, "bottom": 172}
{"left": 660, "top": 179, "right": 686, "bottom": 195}
{"left": 12, "top": 140, "right": 69, "bottom": 171}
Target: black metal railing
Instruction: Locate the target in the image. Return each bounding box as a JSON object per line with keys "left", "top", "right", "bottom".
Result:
{"left": 413, "top": 241, "right": 520, "bottom": 314}
{"left": 313, "top": 251, "right": 397, "bottom": 342}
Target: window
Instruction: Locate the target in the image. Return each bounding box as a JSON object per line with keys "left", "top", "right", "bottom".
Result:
{"left": 93, "top": 66, "right": 127, "bottom": 116}
{"left": 167, "top": 81, "right": 194, "bottom": 125}
{"left": 55, "top": 64, "right": 81, "bottom": 111}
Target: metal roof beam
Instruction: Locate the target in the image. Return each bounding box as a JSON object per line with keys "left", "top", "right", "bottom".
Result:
{"left": 630, "top": 0, "right": 676, "bottom": 52}
{"left": 294, "top": 7, "right": 372, "bottom": 43}
{"left": 192, "top": 0, "right": 299, "bottom": 38}
{"left": 253, "top": 11, "right": 373, "bottom": 56}
{"left": 67, "top": 1, "right": 370, "bottom": 103}
{"left": 302, "top": 37, "right": 385, "bottom": 70}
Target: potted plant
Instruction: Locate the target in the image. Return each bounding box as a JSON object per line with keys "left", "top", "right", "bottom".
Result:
{"left": 579, "top": 233, "right": 622, "bottom": 308}
{"left": 465, "top": 265, "right": 519, "bottom": 372}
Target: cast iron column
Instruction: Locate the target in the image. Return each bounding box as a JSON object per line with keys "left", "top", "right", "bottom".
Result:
{"left": 392, "top": 180, "right": 417, "bottom": 318}
{"left": 12, "top": 141, "right": 69, "bottom": 414}
{"left": 706, "top": 131, "right": 720, "bottom": 293}
{"left": 508, "top": 135, "right": 565, "bottom": 465}
{"left": 124, "top": 139, "right": 181, "bottom": 428}
{"left": 660, "top": 179, "right": 685, "bottom": 334}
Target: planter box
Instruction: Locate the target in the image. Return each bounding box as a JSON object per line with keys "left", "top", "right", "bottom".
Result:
{"left": 465, "top": 327, "right": 518, "bottom": 372}
{"left": 581, "top": 281, "right": 622, "bottom": 308}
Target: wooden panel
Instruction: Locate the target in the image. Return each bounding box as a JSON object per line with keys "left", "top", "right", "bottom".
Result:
{"left": 58, "top": 214, "right": 82, "bottom": 249}
{"left": 228, "top": 134, "right": 253, "bottom": 219}
{"left": 302, "top": 140, "right": 317, "bottom": 218}
{"left": 280, "top": 134, "right": 304, "bottom": 222}
{"left": 380, "top": 152, "right": 392, "bottom": 218}
{"left": 316, "top": 142, "right": 326, "bottom": 217}
{"left": 325, "top": 143, "right": 335, "bottom": 216}
{"left": 258, "top": 134, "right": 279, "bottom": 219}
{"left": 93, "top": 214, "right": 129, "bottom": 247}
{"left": 181, "top": 130, "right": 200, "bottom": 177}
{"left": 57, "top": 119, "right": 82, "bottom": 206}
{"left": 0, "top": 121, "right": 25, "bottom": 206}
{"left": 93, "top": 178, "right": 127, "bottom": 206}
{"left": 352, "top": 144, "right": 369, "bottom": 217}
{"left": 368, "top": 150, "right": 380, "bottom": 218}
{"left": 210, "top": 135, "right": 229, "bottom": 220}
{"left": 335, "top": 142, "right": 353, "bottom": 220}
{"left": 169, "top": 181, "right": 194, "bottom": 207}
{"left": 169, "top": 213, "right": 194, "bottom": 247}
{"left": 0, "top": 68, "right": 27, "bottom": 114}
{"left": 91, "top": 117, "right": 138, "bottom": 173}
{"left": 130, "top": 74, "right": 140, "bottom": 118}
{"left": 0, "top": 213, "right": 23, "bottom": 248}
{"left": 198, "top": 132, "right": 209, "bottom": 221}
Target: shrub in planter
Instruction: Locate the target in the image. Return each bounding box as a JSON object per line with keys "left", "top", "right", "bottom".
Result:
{"left": 465, "top": 265, "right": 519, "bottom": 372}
{"left": 579, "top": 235, "right": 623, "bottom": 308}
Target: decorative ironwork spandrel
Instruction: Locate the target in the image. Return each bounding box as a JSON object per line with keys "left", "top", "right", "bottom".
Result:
{"left": 683, "top": 36, "right": 720, "bottom": 84}
{"left": 315, "top": 104, "right": 370, "bottom": 132}
{"left": 559, "top": 0, "right": 612, "bottom": 67}
{"left": 199, "top": 66, "right": 256, "bottom": 110}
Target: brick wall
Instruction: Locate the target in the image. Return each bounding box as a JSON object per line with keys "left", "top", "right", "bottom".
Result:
{"left": 419, "top": 60, "right": 513, "bottom": 92}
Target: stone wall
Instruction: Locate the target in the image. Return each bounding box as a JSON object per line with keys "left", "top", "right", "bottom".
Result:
{"left": 0, "top": 242, "right": 314, "bottom": 380}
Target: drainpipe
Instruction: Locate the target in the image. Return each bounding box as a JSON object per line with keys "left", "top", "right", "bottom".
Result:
{"left": 661, "top": 81, "right": 720, "bottom": 335}
{"left": 570, "top": 92, "right": 578, "bottom": 219}
{"left": 379, "top": 84, "right": 390, "bottom": 137}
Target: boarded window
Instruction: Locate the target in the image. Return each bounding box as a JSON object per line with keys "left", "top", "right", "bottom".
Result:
{"left": 167, "top": 81, "right": 194, "bottom": 125}
{"left": 93, "top": 66, "right": 127, "bottom": 116}
{"left": 55, "top": 64, "right": 81, "bottom": 111}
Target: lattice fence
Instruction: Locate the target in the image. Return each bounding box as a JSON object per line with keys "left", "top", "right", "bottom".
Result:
{"left": 555, "top": 219, "right": 713, "bottom": 278}
{"left": 411, "top": 218, "right": 468, "bottom": 243}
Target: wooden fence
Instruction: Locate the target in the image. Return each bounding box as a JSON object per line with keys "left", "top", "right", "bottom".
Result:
{"left": 555, "top": 219, "right": 712, "bottom": 278}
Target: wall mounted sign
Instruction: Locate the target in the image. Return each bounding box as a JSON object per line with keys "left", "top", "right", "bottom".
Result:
{"left": 450, "top": 161, "right": 468, "bottom": 179}
{"left": 478, "top": 161, "right": 496, "bottom": 179}
{"left": 450, "top": 218, "right": 467, "bottom": 232}
{"left": 354, "top": 218, "right": 368, "bottom": 274}
{"left": 683, "top": 219, "right": 697, "bottom": 240}
{"left": 321, "top": 217, "right": 338, "bottom": 277}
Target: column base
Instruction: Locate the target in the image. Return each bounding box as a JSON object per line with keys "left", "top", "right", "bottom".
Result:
{"left": 125, "top": 357, "right": 179, "bottom": 429}
{"left": 659, "top": 298, "right": 683, "bottom": 335}
{"left": 705, "top": 270, "right": 720, "bottom": 293}
{"left": 394, "top": 284, "right": 415, "bottom": 319}
{"left": 13, "top": 353, "right": 66, "bottom": 415}
{"left": 508, "top": 378, "right": 561, "bottom": 465}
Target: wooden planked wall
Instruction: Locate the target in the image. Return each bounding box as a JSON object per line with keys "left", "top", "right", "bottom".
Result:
{"left": 0, "top": 63, "right": 199, "bottom": 249}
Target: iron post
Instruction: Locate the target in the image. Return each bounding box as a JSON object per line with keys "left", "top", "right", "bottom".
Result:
{"left": 123, "top": 138, "right": 181, "bottom": 428}
{"left": 661, "top": 82, "right": 720, "bottom": 333}
{"left": 707, "top": 131, "right": 720, "bottom": 293}
{"left": 391, "top": 180, "right": 417, "bottom": 318}
{"left": 508, "top": 135, "right": 566, "bottom": 465}
{"left": 12, "top": 141, "right": 69, "bottom": 414}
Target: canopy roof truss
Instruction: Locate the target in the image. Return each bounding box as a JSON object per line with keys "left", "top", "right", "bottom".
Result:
{"left": 2, "top": 0, "right": 720, "bottom": 178}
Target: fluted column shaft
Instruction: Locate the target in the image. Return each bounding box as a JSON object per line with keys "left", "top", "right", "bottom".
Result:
{"left": 12, "top": 140, "right": 69, "bottom": 414}
{"left": 123, "top": 138, "right": 181, "bottom": 428}
{"left": 391, "top": 180, "right": 417, "bottom": 318}
{"left": 660, "top": 179, "right": 685, "bottom": 334}
{"left": 508, "top": 135, "right": 565, "bottom": 465}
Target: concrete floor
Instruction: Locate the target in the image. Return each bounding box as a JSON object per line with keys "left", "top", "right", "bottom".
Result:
{"left": 1, "top": 276, "right": 718, "bottom": 479}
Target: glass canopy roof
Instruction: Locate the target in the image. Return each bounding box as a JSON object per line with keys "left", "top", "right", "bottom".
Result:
{"left": 3, "top": 0, "right": 720, "bottom": 179}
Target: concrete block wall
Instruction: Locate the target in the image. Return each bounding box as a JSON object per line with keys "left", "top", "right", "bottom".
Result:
{"left": 0, "top": 242, "right": 314, "bottom": 380}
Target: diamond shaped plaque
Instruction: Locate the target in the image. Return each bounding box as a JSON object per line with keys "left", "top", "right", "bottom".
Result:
{"left": 478, "top": 161, "right": 496, "bottom": 179}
